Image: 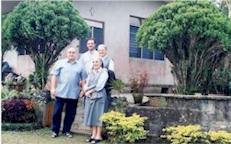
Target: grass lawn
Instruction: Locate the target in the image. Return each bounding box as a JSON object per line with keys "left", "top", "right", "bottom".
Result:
{"left": 1, "top": 128, "right": 90, "bottom": 144}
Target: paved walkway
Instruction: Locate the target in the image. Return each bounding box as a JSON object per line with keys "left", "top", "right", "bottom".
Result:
{"left": 72, "top": 93, "right": 149, "bottom": 134}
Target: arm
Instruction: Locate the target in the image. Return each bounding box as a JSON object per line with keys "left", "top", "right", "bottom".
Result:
{"left": 80, "top": 64, "right": 88, "bottom": 97}
{"left": 95, "top": 69, "right": 109, "bottom": 91}
{"left": 108, "top": 59, "right": 115, "bottom": 71}
{"left": 50, "top": 75, "right": 57, "bottom": 98}
{"left": 49, "top": 61, "right": 61, "bottom": 99}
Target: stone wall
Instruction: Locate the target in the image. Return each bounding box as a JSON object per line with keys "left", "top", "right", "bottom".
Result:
{"left": 126, "top": 94, "right": 231, "bottom": 143}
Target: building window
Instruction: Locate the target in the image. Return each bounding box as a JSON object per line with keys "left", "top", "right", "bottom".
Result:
{"left": 129, "top": 16, "right": 164, "bottom": 61}
{"left": 79, "top": 19, "right": 104, "bottom": 53}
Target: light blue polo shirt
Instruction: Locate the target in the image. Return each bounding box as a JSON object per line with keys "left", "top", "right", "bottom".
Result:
{"left": 50, "top": 59, "right": 87, "bottom": 99}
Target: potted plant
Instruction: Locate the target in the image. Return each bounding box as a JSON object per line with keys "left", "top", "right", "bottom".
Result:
{"left": 130, "top": 71, "right": 148, "bottom": 104}
{"left": 112, "top": 79, "right": 125, "bottom": 95}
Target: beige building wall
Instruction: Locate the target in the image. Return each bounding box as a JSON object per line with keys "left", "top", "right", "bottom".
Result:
{"left": 74, "top": 1, "right": 175, "bottom": 85}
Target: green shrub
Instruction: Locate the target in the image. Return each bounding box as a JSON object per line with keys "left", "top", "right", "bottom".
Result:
{"left": 101, "top": 111, "right": 148, "bottom": 143}
{"left": 1, "top": 86, "right": 19, "bottom": 100}
{"left": 2, "top": 122, "right": 42, "bottom": 131}
{"left": 110, "top": 97, "right": 128, "bottom": 113}
{"left": 112, "top": 79, "right": 125, "bottom": 94}
{"left": 161, "top": 125, "right": 209, "bottom": 144}
{"left": 208, "top": 130, "right": 231, "bottom": 144}
{"left": 162, "top": 125, "right": 231, "bottom": 144}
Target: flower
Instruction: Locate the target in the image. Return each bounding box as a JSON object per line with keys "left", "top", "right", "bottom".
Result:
{"left": 130, "top": 71, "right": 148, "bottom": 93}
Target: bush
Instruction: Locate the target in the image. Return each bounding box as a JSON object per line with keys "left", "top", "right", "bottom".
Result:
{"left": 162, "top": 125, "right": 209, "bottom": 144}
{"left": 208, "top": 131, "right": 231, "bottom": 144}
{"left": 110, "top": 97, "right": 128, "bottom": 113}
{"left": 2, "top": 122, "right": 42, "bottom": 131}
{"left": 162, "top": 125, "right": 231, "bottom": 144}
{"left": 1, "top": 86, "right": 19, "bottom": 100}
{"left": 2, "top": 97, "right": 37, "bottom": 123}
{"left": 101, "top": 111, "right": 148, "bottom": 143}
{"left": 112, "top": 79, "right": 125, "bottom": 94}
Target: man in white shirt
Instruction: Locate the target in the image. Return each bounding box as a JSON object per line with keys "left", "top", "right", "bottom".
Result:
{"left": 97, "top": 44, "right": 114, "bottom": 71}
{"left": 79, "top": 38, "right": 99, "bottom": 74}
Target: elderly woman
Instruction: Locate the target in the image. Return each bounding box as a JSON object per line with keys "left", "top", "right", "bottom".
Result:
{"left": 82, "top": 57, "right": 108, "bottom": 144}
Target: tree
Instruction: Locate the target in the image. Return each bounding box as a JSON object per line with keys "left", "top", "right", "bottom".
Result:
{"left": 214, "top": 0, "right": 231, "bottom": 18}
{"left": 137, "top": 0, "right": 231, "bottom": 94}
{"left": 2, "top": 14, "right": 11, "bottom": 60}
{"left": 212, "top": 0, "right": 231, "bottom": 95}
{"left": 2, "top": 0, "right": 90, "bottom": 89}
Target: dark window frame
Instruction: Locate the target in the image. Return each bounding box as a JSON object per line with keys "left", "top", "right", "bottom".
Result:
{"left": 129, "top": 15, "right": 165, "bottom": 61}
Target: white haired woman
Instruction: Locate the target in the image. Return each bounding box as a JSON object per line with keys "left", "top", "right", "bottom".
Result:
{"left": 82, "top": 57, "right": 108, "bottom": 144}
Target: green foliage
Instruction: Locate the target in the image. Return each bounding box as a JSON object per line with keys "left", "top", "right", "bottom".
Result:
{"left": 2, "top": 0, "right": 90, "bottom": 89}
{"left": 162, "top": 125, "right": 209, "bottom": 144}
{"left": 1, "top": 86, "right": 19, "bottom": 100}
{"left": 208, "top": 130, "right": 231, "bottom": 144}
{"left": 2, "top": 122, "right": 42, "bottom": 131}
{"left": 110, "top": 97, "right": 128, "bottom": 113}
{"left": 162, "top": 125, "right": 231, "bottom": 144}
{"left": 214, "top": 0, "right": 230, "bottom": 17}
{"left": 3, "top": 74, "right": 26, "bottom": 86}
{"left": 137, "top": 0, "right": 231, "bottom": 94}
{"left": 101, "top": 111, "right": 148, "bottom": 143}
{"left": 112, "top": 79, "right": 125, "bottom": 93}
{"left": 3, "top": 74, "right": 27, "bottom": 92}
{"left": 2, "top": 14, "right": 11, "bottom": 58}
{"left": 210, "top": 68, "right": 231, "bottom": 95}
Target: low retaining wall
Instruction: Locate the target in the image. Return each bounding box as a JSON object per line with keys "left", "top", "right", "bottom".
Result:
{"left": 126, "top": 94, "right": 231, "bottom": 143}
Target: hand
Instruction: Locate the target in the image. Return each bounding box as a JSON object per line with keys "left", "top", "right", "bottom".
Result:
{"left": 50, "top": 88, "right": 56, "bottom": 99}
{"left": 80, "top": 91, "right": 85, "bottom": 97}
{"left": 85, "top": 91, "right": 91, "bottom": 97}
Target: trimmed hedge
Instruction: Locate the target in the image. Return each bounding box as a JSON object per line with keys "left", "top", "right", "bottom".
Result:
{"left": 161, "top": 125, "right": 231, "bottom": 144}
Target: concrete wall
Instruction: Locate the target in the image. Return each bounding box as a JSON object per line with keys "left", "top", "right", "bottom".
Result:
{"left": 126, "top": 94, "right": 231, "bottom": 143}
{"left": 74, "top": 1, "right": 175, "bottom": 85}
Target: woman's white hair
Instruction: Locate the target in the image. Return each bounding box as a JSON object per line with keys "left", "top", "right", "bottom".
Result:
{"left": 97, "top": 44, "right": 107, "bottom": 50}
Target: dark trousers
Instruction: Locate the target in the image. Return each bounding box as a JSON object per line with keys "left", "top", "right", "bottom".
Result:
{"left": 104, "top": 90, "right": 111, "bottom": 112}
{"left": 51, "top": 97, "right": 78, "bottom": 134}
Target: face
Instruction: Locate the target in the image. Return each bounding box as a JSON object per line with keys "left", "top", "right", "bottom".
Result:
{"left": 98, "top": 47, "right": 107, "bottom": 57}
{"left": 87, "top": 40, "right": 95, "bottom": 51}
{"left": 66, "top": 48, "right": 77, "bottom": 61}
{"left": 92, "top": 58, "right": 102, "bottom": 70}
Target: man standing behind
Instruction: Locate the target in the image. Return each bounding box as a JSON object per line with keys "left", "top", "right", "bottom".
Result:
{"left": 98, "top": 44, "right": 115, "bottom": 112}
{"left": 50, "top": 47, "right": 86, "bottom": 138}
{"left": 79, "top": 38, "right": 99, "bottom": 75}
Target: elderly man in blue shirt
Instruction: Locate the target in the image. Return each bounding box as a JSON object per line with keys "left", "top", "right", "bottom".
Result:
{"left": 50, "top": 47, "right": 87, "bottom": 138}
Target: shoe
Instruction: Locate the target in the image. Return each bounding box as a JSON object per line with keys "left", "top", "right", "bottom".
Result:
{"left": 64, "top": 132, "right": 73, "bottom": 138}
{"left": 86, "top": 137, "right": 95, "bottom": 142}
{"left": 51, "top": 132, "right": 58, "bottom": 138}
{"left": 91, "top": 139, "right": 102, "bottom": 144}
